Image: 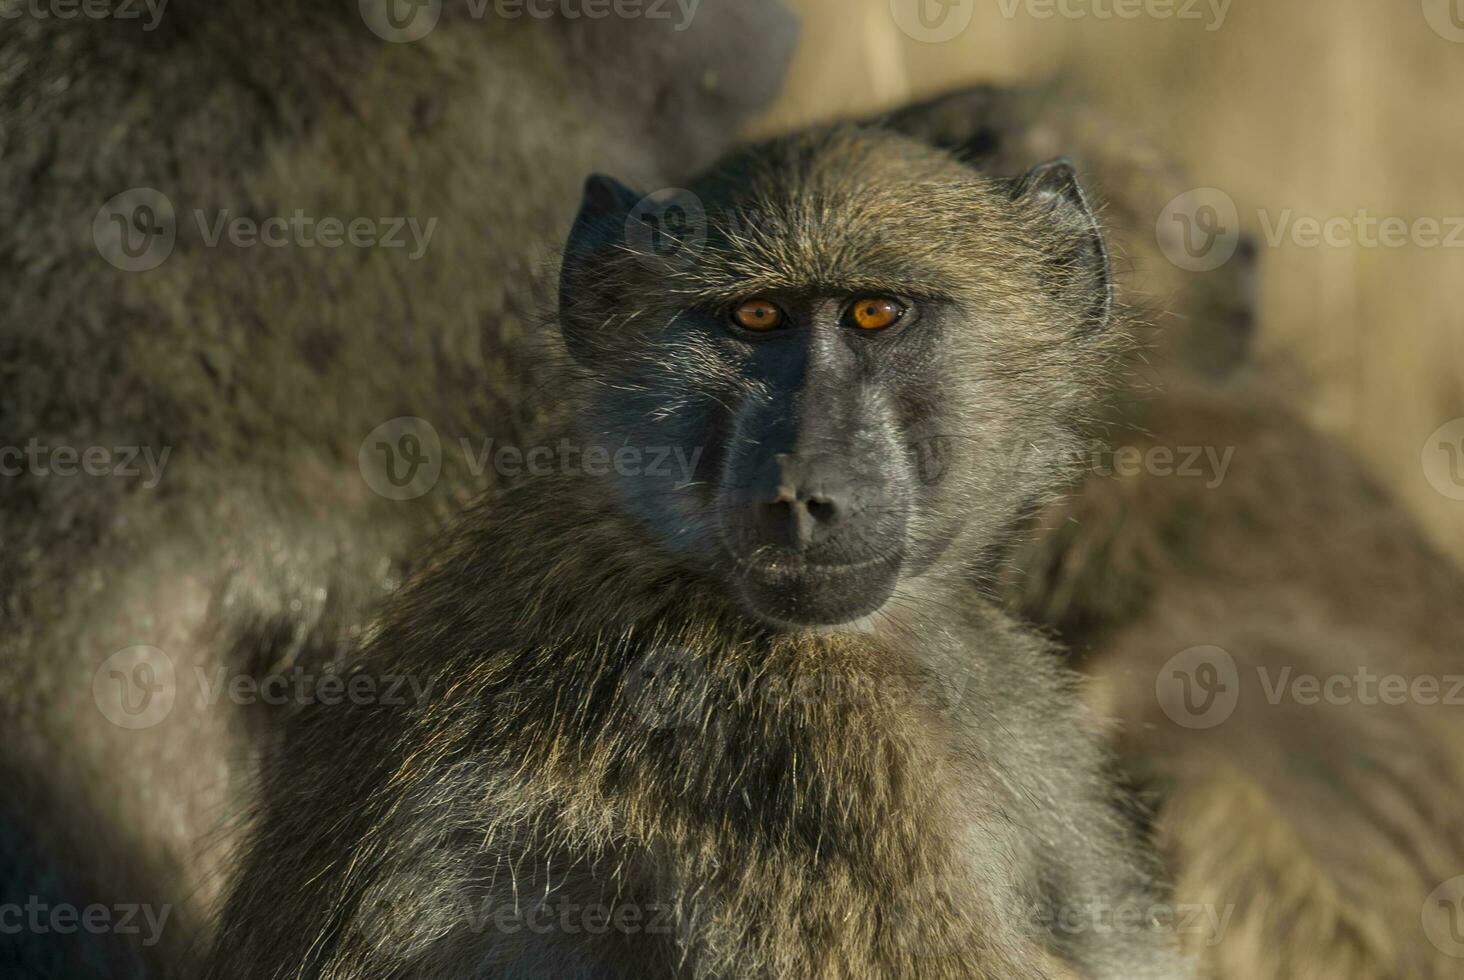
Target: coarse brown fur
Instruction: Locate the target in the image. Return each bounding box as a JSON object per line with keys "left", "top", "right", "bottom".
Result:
{"left": 1009, "top": 374, "right": 1464, "bottom": 980}
{"left": 879, "top": 85, "right": 1464, "bottom": 980}
{"left": 203, "top": 127, "right": 1190, "bottom": 979}
{"left": 0, "top": 2, "right": 797, "bottom": 975}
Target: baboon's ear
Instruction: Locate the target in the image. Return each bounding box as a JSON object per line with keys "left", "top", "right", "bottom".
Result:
{"left": 1010, "top": 159, "right": 1112, "bottom": 330}
{"left": 559, "top": 174, "right": 643, "bottom": 361}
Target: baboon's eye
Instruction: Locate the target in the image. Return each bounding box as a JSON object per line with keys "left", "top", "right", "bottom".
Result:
{"left": 731, "top": 298, "right": 786, "bottom": 332}
{"left": 846, "top": 297, "right": 906, "bottom": 331}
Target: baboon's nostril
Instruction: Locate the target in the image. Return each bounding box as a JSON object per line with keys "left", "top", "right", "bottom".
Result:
{"left": 806, "top": 496, "right": 838, "bottom": 525}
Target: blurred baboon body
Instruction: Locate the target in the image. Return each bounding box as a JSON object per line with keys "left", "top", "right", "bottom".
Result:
{"left": 0, "top": 2, "right": 796, "bottom": 975}
{"left": 1011, "top": 372, "right": 1464, "bottom": 980}
{"left": 885, "top": 85, "right": 1464, "bottom": 980}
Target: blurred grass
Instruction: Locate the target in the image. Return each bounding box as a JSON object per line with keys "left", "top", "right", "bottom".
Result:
{"left": 758, "top": 0, "right": 1464, "bottom": 561}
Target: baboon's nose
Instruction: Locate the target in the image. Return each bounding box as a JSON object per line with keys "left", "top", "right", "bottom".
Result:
{"left": 757, "top": 454, "right": 852, "bottom": 547}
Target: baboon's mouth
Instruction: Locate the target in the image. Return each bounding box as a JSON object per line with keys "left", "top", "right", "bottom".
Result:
{"left": 733, "top": 551, "right": 902, "bottom": 627}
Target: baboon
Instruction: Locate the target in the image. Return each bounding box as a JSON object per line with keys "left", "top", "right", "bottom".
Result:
{"left": 879, "top": 85, "right": 1464, "bottom": 980}
{"left": 1009, "top": 373, "right": 1464, "bottom": 980}
{"left": 0, "top": 2, "right": 796, "bottom": 975}
{"left": 9, "top": 0, "right": 1454, "bottom": 970}
{"left": 204, "top": 128, "right": 1191, "bottom": 978}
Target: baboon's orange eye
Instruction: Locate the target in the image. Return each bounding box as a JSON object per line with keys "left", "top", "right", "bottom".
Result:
{"left": 732, "top": 298, "right": 786, "bottom": 332}
{"left": 847, "top": 297, "right": 906, "bottom": 331}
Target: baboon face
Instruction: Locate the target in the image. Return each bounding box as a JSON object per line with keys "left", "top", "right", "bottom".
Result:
{"left": 560, "top": 129, "right": 1110, "bottom": 627}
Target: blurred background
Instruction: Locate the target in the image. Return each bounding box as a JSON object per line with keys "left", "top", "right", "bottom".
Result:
{"left": 758, "top": 0, "right": 1464, "bottom": 562}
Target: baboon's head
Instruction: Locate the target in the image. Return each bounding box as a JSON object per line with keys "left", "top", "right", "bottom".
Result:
{"left": 560, "top": 128, "right": 1113, "bottom": 628}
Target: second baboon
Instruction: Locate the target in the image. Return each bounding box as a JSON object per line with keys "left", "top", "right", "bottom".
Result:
{"left": 205, "top": 128, "right": 1191, "bottom": 978}
{"left": 881, "top": 85, "right": 1464, "bottom": 980}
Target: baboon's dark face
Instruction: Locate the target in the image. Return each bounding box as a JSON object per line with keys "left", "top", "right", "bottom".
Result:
{"left": 560, "top": 129, "right": 1111, "bottom": 628}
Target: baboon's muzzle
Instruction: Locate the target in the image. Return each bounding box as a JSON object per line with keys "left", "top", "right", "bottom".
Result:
{"left": 718, "top": 446, "right": 910, "bottom": 627}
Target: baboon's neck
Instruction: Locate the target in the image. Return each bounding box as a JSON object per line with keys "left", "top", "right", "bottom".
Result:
{"left": 358, "top": 471, "right": 1037, "bottom": 977}
{"left": 379, "top": 471, "right": 978, "bottom": 823}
